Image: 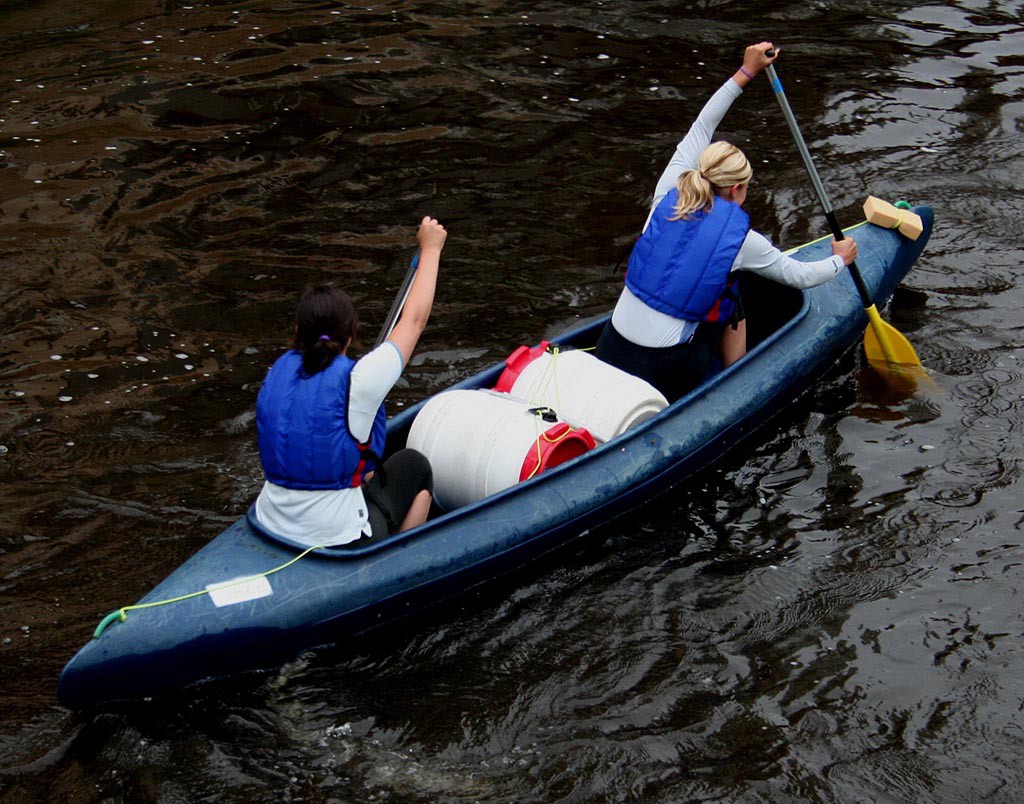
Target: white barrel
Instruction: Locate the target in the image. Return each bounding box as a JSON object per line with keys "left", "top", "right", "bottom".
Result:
{"left": 501, "top": 348, "right": 667, "bottom": 442}
{"left": 407, "top": 389, "right": 595, "bottom": 512}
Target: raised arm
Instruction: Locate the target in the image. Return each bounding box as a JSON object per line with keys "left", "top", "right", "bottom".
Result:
{"left": 387, "top": 216, "right": 447, "bottom": 366}
{"left": 648, "top": 42, "right": 779, "bottom": 214}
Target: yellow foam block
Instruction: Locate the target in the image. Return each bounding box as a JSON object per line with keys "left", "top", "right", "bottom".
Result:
{"left": 863, "top": 195, "right": 923, "bottom": 241}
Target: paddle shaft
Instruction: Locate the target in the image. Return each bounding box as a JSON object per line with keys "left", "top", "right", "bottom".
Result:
{"left": 373, "top": 250, "right": 420, "bottom": 348}
{"left": 764, "top": 62, "right": 873, "bottom": 307}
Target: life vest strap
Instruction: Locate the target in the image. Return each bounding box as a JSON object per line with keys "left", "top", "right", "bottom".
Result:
{"left": 352, "top": 443, "right": 386, "bottom": 488}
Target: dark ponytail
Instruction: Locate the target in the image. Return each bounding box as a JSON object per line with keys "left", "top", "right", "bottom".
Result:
{"left": 292, "top": 285, "right": 359, "bottom": 376}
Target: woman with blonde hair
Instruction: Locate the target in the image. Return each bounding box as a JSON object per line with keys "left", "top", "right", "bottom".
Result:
{"left": 596, "top": 42, "right": 858, "bottom": 402}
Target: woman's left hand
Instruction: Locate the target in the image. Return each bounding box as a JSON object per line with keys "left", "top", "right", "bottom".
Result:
{"left": 831, "top": 237, "right": 858, "bottom": 266}
{"left": 742, "top": 42, "right": 778, "bottom": 78}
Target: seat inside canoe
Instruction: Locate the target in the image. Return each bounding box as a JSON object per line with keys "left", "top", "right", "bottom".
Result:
{"left": 740, "top": 273, "right": 804, "bottom": 352}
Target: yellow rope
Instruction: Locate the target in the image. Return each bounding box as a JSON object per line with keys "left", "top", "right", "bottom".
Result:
{"left": 93, "top": 543, "right": 324, "bottom": 638}
{"left": 523, "top": 417, "right": 581, "bottom": 481}
{"left": 548, "top": 346, "right": 563, "bottom": 414}
{"left": 522, "top": 345, "right": 559, "bottom": 408}
{"left": 516, "top": 343, "right": 597, "bottom": 481}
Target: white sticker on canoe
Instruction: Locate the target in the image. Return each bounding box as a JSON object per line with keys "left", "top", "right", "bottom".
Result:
{"left": 206, "top": 575, "right": 273, "bottom": 607}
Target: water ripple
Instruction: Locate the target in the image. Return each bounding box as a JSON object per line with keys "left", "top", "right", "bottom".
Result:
{"left": 2, "top": 1, "right": 1024, "bottom": 803}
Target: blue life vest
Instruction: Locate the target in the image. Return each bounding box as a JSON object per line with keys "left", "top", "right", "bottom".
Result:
{"left": 625, "top": 189, "right": 750, "bottom": 323}
{"left": 256, "top": 350, "right": 387, "bottom": 491}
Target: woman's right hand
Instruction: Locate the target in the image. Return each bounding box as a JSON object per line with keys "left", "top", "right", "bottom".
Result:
{"left": 742, "top": 42, "right": 778, "bottom": 77}
{"left": 417, "top": 216, "right": 447, "bottom": 254}
{"left": 831, "top": 237, "right": 859, "bottom": 266}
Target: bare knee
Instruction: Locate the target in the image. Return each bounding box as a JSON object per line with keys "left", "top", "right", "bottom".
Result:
{"left": 399, "top": 489, "right": 432, "bottom": 532}
{"left": 721, "top": 320, "right": 747, "bottom": 367}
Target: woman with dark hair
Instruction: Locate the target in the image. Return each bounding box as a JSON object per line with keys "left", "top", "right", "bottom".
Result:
{"left": 254, "top": 216, "right": 446, "bottom": 547}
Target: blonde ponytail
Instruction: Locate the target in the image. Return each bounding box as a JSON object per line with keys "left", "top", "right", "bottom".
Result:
{"left": 670, "top": 141, "right": 753, "bottom": 221}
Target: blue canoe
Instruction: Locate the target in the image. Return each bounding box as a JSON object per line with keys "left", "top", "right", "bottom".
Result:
{"left": 58, "top": 207, "right": 934, "bottom": 709}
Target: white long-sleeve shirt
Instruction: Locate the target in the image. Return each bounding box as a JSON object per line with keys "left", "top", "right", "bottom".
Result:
{"left": 612, "top": 78, "right": 844, "bottom": 348}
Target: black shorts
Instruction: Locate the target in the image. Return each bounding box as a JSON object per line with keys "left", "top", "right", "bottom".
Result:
{"left": 362, "top": 448, "right": 433, "bottom": 538}
{"left": 595, "top": 320, "right": 726, "bottom": 403}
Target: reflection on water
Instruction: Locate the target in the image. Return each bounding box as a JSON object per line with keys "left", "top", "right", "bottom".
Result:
{"left": 2, "top": 0, "right": 1024, "bottom": 801}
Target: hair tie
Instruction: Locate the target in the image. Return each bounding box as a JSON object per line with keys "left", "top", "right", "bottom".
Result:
{"left": 318, "top": 334, "right": 331, "bottom": 342}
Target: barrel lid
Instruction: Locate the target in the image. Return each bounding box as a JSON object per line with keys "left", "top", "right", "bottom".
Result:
{"left": 494, "top": 340, "right": 551, "bottom": 393}
{"left": 519, "top": 421, "right": 596, "bottom": 481}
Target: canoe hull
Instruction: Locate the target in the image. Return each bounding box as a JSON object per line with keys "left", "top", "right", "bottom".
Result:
{"left": 59, "top": 208, "right": 934, "bottom": 709}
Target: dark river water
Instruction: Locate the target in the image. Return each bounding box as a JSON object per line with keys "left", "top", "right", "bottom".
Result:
{"left": 2, "top": 0, "right": 1023, "bottom": 801}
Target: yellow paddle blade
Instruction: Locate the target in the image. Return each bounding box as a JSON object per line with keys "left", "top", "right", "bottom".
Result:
{"left": 863, "top": 305, "right": 922, "bottom": 367}
{"left": 862, "top": 306, "right": 940, "bottom": 396}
